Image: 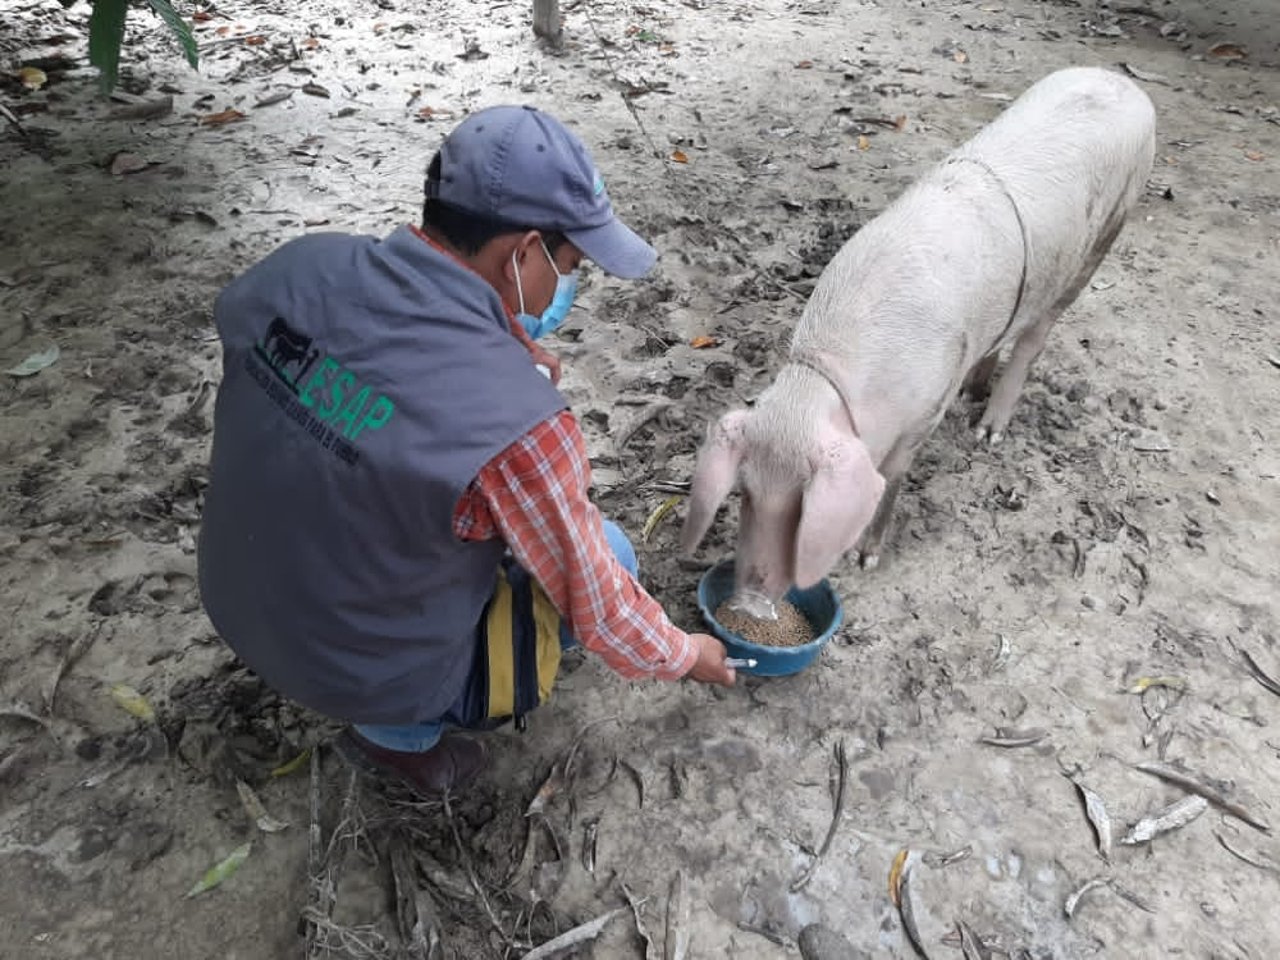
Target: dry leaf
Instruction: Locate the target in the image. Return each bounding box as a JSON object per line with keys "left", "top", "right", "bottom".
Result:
{"left": 270, "top": 749, "right": 312, "bottom": 778}
{"left": 185, "top": 842, "right": 252, "bottom": 898}
{"left": 1208, "top": 42, "right": 1247, "bottom": 59}
{"left": 690, "top": 335, "right": 718, "bottom": 348}
{"left": 417, "top": 105, "right": 455, "bottom": 120}
{"left": 302, "top": 82, "right": 330, "bottom": 98}
{"left": 109, "top": 683, "right": 155, "bottom": 721}
{"left": 953, "top": 49, "right": 969, "bottom": 63}
{"left": 1245, "top": 150, "right": 1265, "bottom": 161}
{"left": 795, "top": 60, "right": 814, "bottom": 69}
{"left": 199, "top": 108, "right": 246, "bottom": 127}
{"left": 641, "top": 495, "right": 683, "bottom": 543}
{"left": 894, "top": 114, "right": 908, "bottom": 131}
{"left": 18, "top": 67, "right": 47, "bottom": 91}
{"left": 215, "top": 25, "right": 230, "bottom": 36}
{"left": 856, "top": 134, "right": 870, "bottom": 151}
{"left": 888, "top": 848, "right": 909, "bottom": 907}
{"left": 110, "top": 152, "right": 150, "bottom": 176}
{"left": 373, "top": 22, "right": 387, "bottom": 33}
{"left": 244, "top": 35, "right": 266, "bottom": 46}
{"left": 671, "top": 149, "right": 689, "bottom": 164}
{"left": 193, "top": 10, "right": 213, "bottom": 21}
{"left": 302, "top": 37, "right": 321, "bottom": 49}
{"left": 6, "top": 346, "right": 60, "bottom": 377}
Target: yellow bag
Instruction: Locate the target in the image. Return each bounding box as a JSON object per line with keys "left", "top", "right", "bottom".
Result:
{"left": 475, "top": 562, "right": 563, "bottom": 730}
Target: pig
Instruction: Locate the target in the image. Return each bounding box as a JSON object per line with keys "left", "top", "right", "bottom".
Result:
{"left": 679, "top": 66, "right": 1156, "bottom": 610}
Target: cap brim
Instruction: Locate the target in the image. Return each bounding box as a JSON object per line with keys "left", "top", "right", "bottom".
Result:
{"left": 565, "top": 216, "right": 657, "bottom": 279}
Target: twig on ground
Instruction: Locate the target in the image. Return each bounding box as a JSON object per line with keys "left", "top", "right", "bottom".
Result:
{"left": 580, "top": 5, "right": 664, "bottom": 161}
{"left": 520, "top": 908, "right": 625, "bottom": 960}
{"left": 390, "top": 836, "right": 443, "bottom": 960}
{"left": 44, "top": 620, "right": 103, "bottom": 715}
{"left": 443, "top": 793, "right": 530, "bottom": 951}
{"left": 790, "top": 739, "right": 849, "bottom": 892}
{"left": 0, "top": 101, "right": 26, "bottom": 138}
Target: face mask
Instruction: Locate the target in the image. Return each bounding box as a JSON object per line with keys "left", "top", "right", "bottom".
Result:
{"left": 512, "top": 240, "right": 578, "bottom": 341}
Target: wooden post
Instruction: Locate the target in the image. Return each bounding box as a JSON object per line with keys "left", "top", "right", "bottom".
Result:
{"left": 533, "top": 0, "right": 563, "bottom": 46}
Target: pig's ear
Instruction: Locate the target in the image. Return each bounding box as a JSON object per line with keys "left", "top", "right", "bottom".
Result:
{"left": 679, "top": 409, "right": 748, "bottom": 555}
{"left": 793, "top": 437, "right": 885, "bottom": 588}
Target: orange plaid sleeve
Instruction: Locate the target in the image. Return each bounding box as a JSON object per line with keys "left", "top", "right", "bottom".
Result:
{"left": 453, "top": 411, "right": 696, "bottom": 681}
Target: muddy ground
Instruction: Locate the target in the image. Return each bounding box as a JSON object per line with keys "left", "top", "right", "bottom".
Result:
{"left": 2, "top": 0, "right": 1279, "bottom": 957}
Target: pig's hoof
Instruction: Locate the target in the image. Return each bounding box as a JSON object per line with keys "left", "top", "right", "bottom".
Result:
{"left": 974, "top": 422, "right": 1005, "bottom": 446}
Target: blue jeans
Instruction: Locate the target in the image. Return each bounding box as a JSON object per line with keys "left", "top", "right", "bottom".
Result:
{"left": 355, "top": 520, "right": 638, "bottom": 752}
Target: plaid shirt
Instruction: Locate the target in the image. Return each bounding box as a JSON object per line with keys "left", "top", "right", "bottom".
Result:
{"left": 410, "top": 228, "right": 696, "bottom": 681}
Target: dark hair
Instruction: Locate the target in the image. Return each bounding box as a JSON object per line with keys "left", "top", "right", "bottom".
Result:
{"left": 422, "top": 152, "right": 567, "bottom": 256}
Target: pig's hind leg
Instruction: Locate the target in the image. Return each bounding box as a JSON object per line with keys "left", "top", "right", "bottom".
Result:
{"left": 976, "top": 201, "right": 1131, "bottom": 444}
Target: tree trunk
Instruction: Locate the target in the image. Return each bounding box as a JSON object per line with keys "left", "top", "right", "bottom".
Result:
{"left": 532, "top": 0, "right": 562, "bottom": 46}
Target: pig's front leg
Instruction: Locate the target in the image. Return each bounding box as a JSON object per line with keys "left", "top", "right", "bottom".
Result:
{"left": 853, "top": 474, "right": 902, "bottom": 570}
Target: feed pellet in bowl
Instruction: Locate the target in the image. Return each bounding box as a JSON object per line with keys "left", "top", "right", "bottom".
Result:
{"left": 714, "top": 598, "right": 815, "bottom": 648}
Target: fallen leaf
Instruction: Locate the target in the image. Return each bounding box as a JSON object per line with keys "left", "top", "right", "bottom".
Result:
{"left": 270, "top": 749, "right": 312, "bottom": 777}
{"left": 18, "top": 67, "right": 47, "bottom": 91}
{"left": 856, "top": 134, "right": 870, "bottom": 151}
{"left": 6, "top": 346, "right": 60, "bottom": 377}
{"left": 193, "top": 10, "right": 213, "bottom": 21}
{"left": 215, "top": 25, "right": 230, "bottom": 36}
{"left": 894, "top": 114, "right": 908, "bottom": 131}
{"left": 1208, "top": 42, "right": 1247, "bottom": 59}
{"left": 795, "top": 60, "right": 814, "bottom": 69}
{"left": 110, "top": 152, "right": 150, "bottom": 176}
{"left": 1118, "top": 62, "right": 1170, "bottom": 86}
{"left": 690, "top": 335, "right": 719, "bottom": 349}
{"left": 671, "top": 149, "right": 689, "bottom": 163}
{"left": 244, "top": 35, "right": 266, "bottom": 46}
{"left": 254, "top": 90, "right": 293, "bottom": 108}
{"left": 954, "top": 49, "right": 969, "bottom": 63}
{"left": 199, "top": 108, "right": 246, "bottom": 127}
{"left": 417, "top": 105, "right": 455, "bottom": 120}
{"left": 236, "top": 780, "right": 290, "bottom": 833}
{"left": 888, "top": 847, "right": 909, "bottom": 907}
{"left": 302, "top": 37, "right": 321, "bottom": 49}
{"left": 1126, "top": 675, "right": 1187, "bottom": 694}
{"left": 642, "top": 495, "right": 684, "bottom": 543}
{"left": 373, "top": 22, "right": 387, "bottom": 33}
{"left": 303, "top": 218, "right": 330, "bottom": 227}
{"left": 1245, "top": 150, "right": 1264, "bottom": 161}
{"left": 301, "top": 82, "right": 330, "bottom": 98}
{"left": 185, "top": 842, "right": 252, "bottom": 898}
{"left": 109, "top": 683, "right": 155, "bottom": 722}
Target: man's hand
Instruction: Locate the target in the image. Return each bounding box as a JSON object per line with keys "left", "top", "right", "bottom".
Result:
{"left": 529, "top": 342, "right": 562, "bottom": 385}
{"left": 686, "top": 632, "right": 736, "bottom": 686}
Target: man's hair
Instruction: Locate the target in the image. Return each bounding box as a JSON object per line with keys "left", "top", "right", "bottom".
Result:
{"left": 422, "top": 153, "right": 567, "bottom": 256}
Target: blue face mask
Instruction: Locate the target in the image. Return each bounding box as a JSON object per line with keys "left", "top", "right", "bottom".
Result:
{"left": 512, "top": 240, "right": 578, "bottom": 340}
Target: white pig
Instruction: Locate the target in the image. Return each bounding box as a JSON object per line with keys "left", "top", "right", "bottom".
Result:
{"left": 680, "top": 66, "right": 1156, "bottom": 608}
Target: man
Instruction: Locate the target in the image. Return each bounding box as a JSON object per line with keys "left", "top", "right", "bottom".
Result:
{"left": 197, "top": 104, "right": 735, "bottom": 797}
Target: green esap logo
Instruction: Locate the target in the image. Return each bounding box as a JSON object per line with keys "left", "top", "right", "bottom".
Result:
{"left": 297, "top": 356, "right": 394, "bottom": 440}
{"left": 250, "top": 315, "right": 396, "bottom": 466}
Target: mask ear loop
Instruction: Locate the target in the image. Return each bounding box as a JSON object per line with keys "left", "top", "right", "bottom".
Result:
{"left": 510, "top": 247, "right": 529, "bottom": 316}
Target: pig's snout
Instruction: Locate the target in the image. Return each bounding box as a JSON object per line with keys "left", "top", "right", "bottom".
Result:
{"left": 726, "top": 588, "right": 780, "bottom": 622}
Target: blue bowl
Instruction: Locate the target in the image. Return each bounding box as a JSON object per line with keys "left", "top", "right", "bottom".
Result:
{"left": 696, "top": 559, "right": 844, "bottom": 677}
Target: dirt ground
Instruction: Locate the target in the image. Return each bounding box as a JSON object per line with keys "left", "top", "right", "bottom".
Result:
{"left": 2, "top": 0, "right": 1279, "bottom": 957}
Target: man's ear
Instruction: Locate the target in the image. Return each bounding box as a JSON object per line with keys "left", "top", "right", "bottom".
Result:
{"left": 679, "top": 409, "right": 748, "bottom": 556}
{"left": 500, "top": 231, "right": 542, "bottom": 280}
{"left": 793, "top": 434, "right": 885, "bottom": 588}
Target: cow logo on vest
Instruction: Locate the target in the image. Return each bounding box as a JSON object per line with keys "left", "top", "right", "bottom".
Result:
{"left": 248, "top": 316, "right": 397, "bottom": 467}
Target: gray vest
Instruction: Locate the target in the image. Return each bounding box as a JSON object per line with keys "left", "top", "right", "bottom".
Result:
{"left": 197, "top": 226, "right": 567, "bottom": 724}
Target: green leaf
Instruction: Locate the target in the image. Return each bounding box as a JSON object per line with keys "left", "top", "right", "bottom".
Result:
{"left": 148, "top": 0, "right": 200, "bottom": 70}
{"left": 88, "top": 0, "right": 130, "bottom": 93}
{"left": 185, "top": 842, "right": 252, "bottom": 898}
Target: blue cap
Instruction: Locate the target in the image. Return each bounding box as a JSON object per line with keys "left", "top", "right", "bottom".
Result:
{"left": 426, "top": 104, "right": 657, "bottom": 279}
